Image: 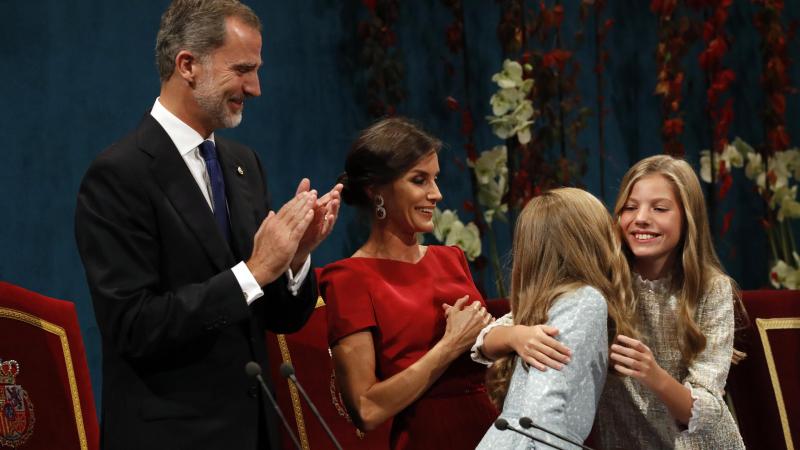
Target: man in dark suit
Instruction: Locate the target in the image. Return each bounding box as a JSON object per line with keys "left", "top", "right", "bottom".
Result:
{"left": 75, "top": 1, "right": 341, "bottom": 448}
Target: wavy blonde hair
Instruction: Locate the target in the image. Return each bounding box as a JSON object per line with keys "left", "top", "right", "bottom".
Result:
{"left": 487, "top": 188, "right": 637, "bottom": 408}
{"left": 613, "top": 154, "right": 733, "bottom": 365}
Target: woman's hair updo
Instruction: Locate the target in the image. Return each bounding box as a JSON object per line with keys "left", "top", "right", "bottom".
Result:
{"left": 338, "top": 117, "right": 442, "bottom": 210}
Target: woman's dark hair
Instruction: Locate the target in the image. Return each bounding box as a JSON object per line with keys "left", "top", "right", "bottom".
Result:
{"left": 339, "top": 117, "right": 442, "bottom": 210}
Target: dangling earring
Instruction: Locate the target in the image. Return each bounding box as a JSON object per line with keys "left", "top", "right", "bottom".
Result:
{"left": 374, "top": 194, "right": 386, "bottom": 220}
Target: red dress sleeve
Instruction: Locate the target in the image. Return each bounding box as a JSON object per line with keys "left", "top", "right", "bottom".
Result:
{"left": 319, "top": 262, "right": 377, "bottom": 346}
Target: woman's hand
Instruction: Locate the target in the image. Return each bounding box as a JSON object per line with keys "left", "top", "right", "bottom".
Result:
{"left": 509, "top": 325, "right": 571, "bottom": 371}
{"left": 610, "top": 334, "right": 668, "bottom": 390}
{"left": 440, "top": 296, "right": 493, "bottom": 355}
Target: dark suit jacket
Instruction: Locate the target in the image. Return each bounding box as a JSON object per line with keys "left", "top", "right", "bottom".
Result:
{"left": 75, "top": 114, "right": 316, "bottom": 449}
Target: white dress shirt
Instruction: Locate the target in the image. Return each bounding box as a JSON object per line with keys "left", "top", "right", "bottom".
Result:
{"left": 150, "top": 98, "right": 310, "bottom": 304}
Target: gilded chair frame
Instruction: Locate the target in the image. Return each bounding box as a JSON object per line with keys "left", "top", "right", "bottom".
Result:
{"left": 756, "top": 317, "right": 800, "bottom": 450}
{"left": 0, "top": 307, "right": 89, "bottom": 450}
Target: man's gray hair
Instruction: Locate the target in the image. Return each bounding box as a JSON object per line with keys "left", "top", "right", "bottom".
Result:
{"left": 155, "top": 0, "right": 261, "bottom": 81}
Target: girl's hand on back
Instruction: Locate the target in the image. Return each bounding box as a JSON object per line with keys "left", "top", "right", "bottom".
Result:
{"left": 510, "top": 325, "right": 572, "bottom": 371}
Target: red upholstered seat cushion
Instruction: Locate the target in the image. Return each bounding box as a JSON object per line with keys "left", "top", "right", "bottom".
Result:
{"left": 0, "top": 282, "right": 99, "bottom": 450}
{"left": 728, "top": 290, "right": 800, "bottom": 450}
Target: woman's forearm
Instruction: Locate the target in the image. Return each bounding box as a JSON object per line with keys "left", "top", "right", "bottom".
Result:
{"left": 333, "top": 334, "right": 460, "bottom": 431}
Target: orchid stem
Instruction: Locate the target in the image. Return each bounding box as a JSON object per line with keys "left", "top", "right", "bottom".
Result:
{"left": 780, "top": 220, "right": 791, "bottom": 263}
{"left": 767, "top": 227, "right": 779, "bottom": 265}
{"left": 487, "top": 223, "right": 507, "bottom": 299}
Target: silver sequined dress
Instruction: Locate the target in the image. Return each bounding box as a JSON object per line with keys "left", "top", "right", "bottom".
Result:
{"left": 593, "top": 274, "right": 745, "bottom": 449}
{"left": 475, "top": 286, "right": 609, "bottom": 450}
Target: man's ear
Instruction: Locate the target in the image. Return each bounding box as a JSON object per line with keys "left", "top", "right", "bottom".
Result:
{"left": 175, "top": 50, "right": 199, "bottom": 86}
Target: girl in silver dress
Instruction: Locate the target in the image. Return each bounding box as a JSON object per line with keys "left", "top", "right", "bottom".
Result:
{"left": 475, "top": 188, "right": 637, "bottom": 450}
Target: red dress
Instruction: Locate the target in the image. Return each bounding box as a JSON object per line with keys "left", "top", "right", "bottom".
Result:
{"left": 320, "top": 245, "right": 498, "bottom": 450}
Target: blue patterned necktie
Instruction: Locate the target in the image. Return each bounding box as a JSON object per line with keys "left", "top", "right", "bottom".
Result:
{"left": 198, "top": 140, "right": 232, "bottom": 243}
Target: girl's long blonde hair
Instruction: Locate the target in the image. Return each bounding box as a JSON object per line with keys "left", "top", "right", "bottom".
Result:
{"left": 487, "top": 188, "right": 637, "bottom": 408}
{"left": 613, "top": 154, "right": 733, "bottom": 366}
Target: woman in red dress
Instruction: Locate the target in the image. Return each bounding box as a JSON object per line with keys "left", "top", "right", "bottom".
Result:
{"left": 320, "top": 117, "right": 497, "bottom": 449}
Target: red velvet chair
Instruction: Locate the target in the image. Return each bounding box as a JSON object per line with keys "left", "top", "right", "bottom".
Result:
{"left": 727, "top": 290, "right": 800, "bottom": 450}
{"left": 0, "top": 282, "right": 99, "bottom": 450}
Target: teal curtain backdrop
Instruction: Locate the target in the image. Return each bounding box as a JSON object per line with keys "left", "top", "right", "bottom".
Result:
{"left": 1, "top": 0, "right": 798, "bottom": 411}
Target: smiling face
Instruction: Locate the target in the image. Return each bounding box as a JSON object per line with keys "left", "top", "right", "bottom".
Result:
{"left": 379, "top": 151, "right": 442, "bottom": 234}
{"left": 193, "top": 16, "right": 262, "bottom": 130}
{"left": 618, "top": 174, "right": 684, "bottom": 279}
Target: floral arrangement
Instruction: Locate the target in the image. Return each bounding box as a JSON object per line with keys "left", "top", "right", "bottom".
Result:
{"left": 700, "top": 138, "right": 800, "bottom": 288}
{"left": 487, "top": 60, "right": 535, "bottom": 145}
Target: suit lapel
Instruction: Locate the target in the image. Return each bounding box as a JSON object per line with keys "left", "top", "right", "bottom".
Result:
{"left": 216, "top": 139, "right": 258, "bottom": 261}
{"left": 137, "top": 115, "right": 236, "bottom": 272}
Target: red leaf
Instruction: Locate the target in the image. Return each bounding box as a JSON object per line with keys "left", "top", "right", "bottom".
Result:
{"left": 662, "top": 118, "right": 684, "bottom": 137}
{"left": 542, "top": 49, "right": 572, "bottom": 71}
{"left": 461, "top": 109, "right": 474, "bottom": 136}
{"left": 445, "top": 96, "right": 460, "bottom": 112}
{"left": 770, "top": 93, "right": 786, "bottom": 116}
{"left": 721, "top": 210, "right": 735, "bottom": 236}
{"left": 769, "top": 126, "right": 790, "bottom": 151}
{"left": 445, "top": 22, "right": 463, "bottom": 53}
{"left": 718, "top": 173, "right": 733, "bottom": 200}
{"left": 463, "top": 200, "right": 475, "bottom": 213}
{"left": 465, "top": 143, "right": 478, "bottom": 162}
{"left": 552, "top": 5, "right": 565, "bottom": 28}
{"left": 651, "top": 0, "right": 678, "bottom": 16}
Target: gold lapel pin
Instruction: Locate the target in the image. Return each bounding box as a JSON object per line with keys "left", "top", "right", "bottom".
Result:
{"left": 237, "top": 166, "right": 244, "bottom": 176}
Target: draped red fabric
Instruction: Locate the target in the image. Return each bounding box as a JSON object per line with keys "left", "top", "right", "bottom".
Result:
{"left": 0, "top": 282, "right": 99, "bottom": 450}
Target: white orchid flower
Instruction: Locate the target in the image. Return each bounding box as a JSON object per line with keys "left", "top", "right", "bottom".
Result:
{"left": 445, "top": 221, "right": 482, "bottom": 261}
{"left": 770, "top": 258, "right": 800, "bottom": 289}
{"left": 432, "top": 208, "right": 482, "bottom": 261}
{"left": 492, "top": 59, "right": 524, "bottom": 88}
{"left": 744, "top": 151, "right": 764, "bottom": 181}
{"left": 433, "top": 208, "right": 458, "bottom": 242}
{"left": 469, "top": 146, "right": 509, "bottom": 224}
{"left": 721, "top": 144, "right": 744, "bottom": 168}
{"left": 771, "top": 151, "right": 794, "bottom": 190}
{"left": 699, "top": 150, "right": 713, "bottom": 183}
{"left": 470, "top": 146, "right": 508, "bottom": 184}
